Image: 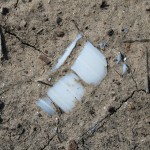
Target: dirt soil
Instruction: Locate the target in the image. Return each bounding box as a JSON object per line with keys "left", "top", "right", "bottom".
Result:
{"left": 0, "top": 0, "right": 150, "bottom": 150}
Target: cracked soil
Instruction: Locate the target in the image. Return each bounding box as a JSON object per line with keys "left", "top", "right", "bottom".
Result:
{"left": 0, "top": 0, "right": 150, "bottom": 150}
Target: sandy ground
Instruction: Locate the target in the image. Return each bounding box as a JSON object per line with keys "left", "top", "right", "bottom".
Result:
{"left": 0, "top": 0, "right": 150, "bottom": 149}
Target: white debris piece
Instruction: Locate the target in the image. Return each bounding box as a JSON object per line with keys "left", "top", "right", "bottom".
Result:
{"left": 36, "top": 97, "right": 55, "bottom": 116}
{"left": 99, "top": 41, "right": 107, "bottom": 50}
{"left": 116, "top": 52, "right": 123, "bottom": 64}
{"left": 122, "top": 27, "right": 129, "bottom": 33}
{"left": 51, "top": 34, "right": 82, "bottom": 72}
{"left": 37, "top": 39, "right": 108, "bottom": 115}
{"left": 71, "top": 41, "right": 107, "bottom": 85}
{"left": 122, "top": 63, "right": 128, "bottom": 75}
{"left": 47, "top": 73, "right": 85, "bottom": 113}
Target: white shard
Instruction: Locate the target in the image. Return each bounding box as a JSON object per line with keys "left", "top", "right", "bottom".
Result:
{"left": 116, "top": 52, "right": 123, "bottom": 64}
{"left": 36, "top": 97, "right": 55, "bottom": 116}
{"left": 51, "top": 34, "right": 82, "bottom": 72}
{"left": 99, "top": 41, "right": 107, "bottom": 50}
{"left": 122, "top": 63, "right": 128, "bottom": 75}
{"left": 71, "top": 41, "right": 107, "bottom": 85}
{"left": 47, "top": 73, "right": 85, "bottom": 113}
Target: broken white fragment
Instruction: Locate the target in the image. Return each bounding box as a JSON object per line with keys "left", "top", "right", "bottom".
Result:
{"left": 116, "top": 52, "right": 123, "bottom": 64}
{"left": 71, "top": 41, "right": 107, "bottom": 85}
{"left": 47, "top": 73, "right": 85, "bottom": 113}
{"left": 36, "top": 97, "right": 55, "bottom": 116}
{"left": 99, "top": 41, "right": 107, "bottom": 50}
{"left": 122, "top": 27, "right": 129, "bottom": 33}
{"left": 124, "top": 57, "right": 127, "bottom": 61}
{"left": 37, "top": 40, "right": 108, "bottom": 115}
{"left": 51, "top": 34, "right": 82, "bottom": 72}
{"left": 122, "top": 63, "right": 128, "bottom": 75}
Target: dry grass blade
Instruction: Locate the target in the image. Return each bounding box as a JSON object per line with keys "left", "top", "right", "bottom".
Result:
{"left": 146, "top": 47, "right": 149, "bottom": 93}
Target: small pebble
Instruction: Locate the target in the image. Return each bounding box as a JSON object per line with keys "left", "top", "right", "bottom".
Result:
{"left": 108, "top": 106, "right": 116, "bottom": 114}
{"left": 1, "top": 7, "right": 9, "bottom": 15}
{"left": 20, "top": 20, "right": 27, "bottom": 28}
{"left": 32, "top": 27, "right": 36, "bottom": 30}
{"left": 103, "top": 106, "right": 106, "bottom": 110}
{"left": 29, "top": 126, "right": 37, "bottom": 134}
{"left": 125, "top": 102, "right": 128, "bottom": 105}
{"left": 122, "top": 27, "right": 129, "bottom": 33}
{"left": 100, "top": 1, "right": 109, "bottom": 9}
{"left": 124, "top": 57, "right": 127, "bottom": 61}
{"left": 16, "top": 125, "right": 25, "bottom": 135}
{"left": 113, "top": 80, "right": 121, "bottom": 86}
{"left": 55, "top": 117, "right": 59, "bottom": 124}
{"left": 56, "top": 31, "right": 65, "bottom": 37}
{"left": 68, "top": 140, "right": 77, "bottom": 150}
{"left": 145, "top": 4, "right": 150, "bottom": 11}
{"left": 53, "top": 127, "right": 58, "bottom": 133}
{"left": 89, "top": 108, "right": 95, "bottom": 115}
{"left": 45, "top": 50, "right": 48, "bottom": 54}
{"left": 0, "top": 116, "right": 3, "bottom": 123}
{"left": 111, "top": 91, "right": 116, "bottom": 97}
{"left": 146, "top": 8, "right": 150, "bottom": 11}
{"left": 0, "top": 101, "right": 4, "bottom": 111}
{"left": 24, "top": 71, "right": 28, "bottom": 74}
{"left": 124, "top": 102, "right": 128, "bottom": 108}
{"left": 128, "top": 102, "right": 135, "bottom": 110}
{"left": 48, "top": 78, "right": 51, "bottom": 82}
{"left": 17, "top": 123, "right": 22, "bottom": 128}
{"left": 44, "top": 18, "right": 49, "bottom": 22}
{"left": 56, "top": 17, "right": 62, "bottom": 25}
{"left": 39, "top": 55, "right": 51, "bottom": 65}
{"left": 36, "top": 111, "right": 42, "bottom": 117}
{"left": 107, "top": 29, "right": 114, "bottom": 36}
{"left": 85, "top": 26, "right": 89, "bottom": 30}
{"left": 125, "top": 43, "right": 131, "bottom": 52}
{"left": 99, "top": 41, "right": 107, "bottom": 50}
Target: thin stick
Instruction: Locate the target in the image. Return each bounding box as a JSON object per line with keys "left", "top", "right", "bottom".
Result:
{"left": 14, "top": 0, "right": 19, "bottom": 8}
{"left": 37, "top": 81, "right": 52, "bottom": 86}
{"left": 123, "top": 39, "right": 150, "bottom": 43}
{"left": 146, "top": 47, "right": 149, "bottom": 93}
{"left": 71, "top": 20, "right": 88, "bottom": 42}
{"left": 0, "top": 27, "right": 2, "bottom": 59}
{"left": 114, "top": 68, "right": 122, "bottom": 77}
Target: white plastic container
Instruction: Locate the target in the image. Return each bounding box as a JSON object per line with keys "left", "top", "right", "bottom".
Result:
{"left": 37, "top": 39, "right": 107, "bottom": 115}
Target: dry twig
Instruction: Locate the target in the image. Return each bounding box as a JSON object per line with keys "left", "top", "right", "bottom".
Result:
{"left": 123, "top": 39, "right": 150, "bottom": 43}
{"left": 146, "top": 47, "right": 149, "bottom": 93}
